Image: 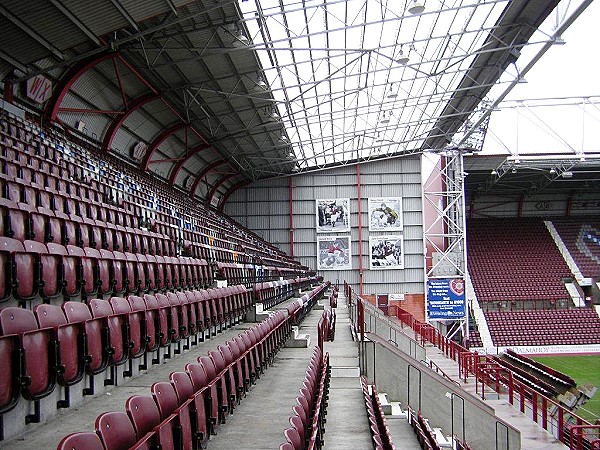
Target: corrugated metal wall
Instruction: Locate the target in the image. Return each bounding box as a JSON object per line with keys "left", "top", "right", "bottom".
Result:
{"left": 225, "top": 156, "right": 424, "bottom": 296}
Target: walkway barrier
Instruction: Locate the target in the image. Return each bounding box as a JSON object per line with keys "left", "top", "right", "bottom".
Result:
{"left": 344, "top": 282, "right": 600, "bottom": 449}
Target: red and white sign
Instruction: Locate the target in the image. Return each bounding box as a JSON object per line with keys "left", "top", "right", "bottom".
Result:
{"left": 26, "top": 75, "right": 53, "bottom": 104}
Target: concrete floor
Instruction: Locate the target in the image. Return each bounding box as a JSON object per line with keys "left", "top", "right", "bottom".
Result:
{"left": 3, "top": 292, "right": 404, "bottom": 450}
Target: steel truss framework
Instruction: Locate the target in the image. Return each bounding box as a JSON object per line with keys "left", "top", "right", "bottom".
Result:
{"left": 0, "top": 0, "right": 593, "bottom": 204}
{"left": 423, "top": 149, "right": 469, "bottom": 340}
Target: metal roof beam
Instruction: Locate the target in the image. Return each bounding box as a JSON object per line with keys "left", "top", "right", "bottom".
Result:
{"left": 0, "top": 5, "right": 65, "bottom": 60}
{"left": 48, "top": 0, "right": 102, "bottom": 46}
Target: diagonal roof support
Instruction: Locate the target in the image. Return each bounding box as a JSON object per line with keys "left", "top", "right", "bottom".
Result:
{"left": 102, "top": 92, "right": 161, "bottom": 152}
{"left": 206, "top": 172, "right": 238, "bottom": 207}
{"left": 141, "top": 123, "right": 188, "bottom": 170}
{"left": 45, "top": 51, "right": 117, "bottom": 122}
{"left": 189, "top": 159, "right": 228, "bottom": 199}
{"left": 168, "top": 143, "right": 212, "bottom": 185}
{"left": 217, "top": 179, "right": 250, "bottom": 212}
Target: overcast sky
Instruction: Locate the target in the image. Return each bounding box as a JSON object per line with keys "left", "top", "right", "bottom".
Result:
{"left": 483, "top": 0, "right": 600, "bottom": 156}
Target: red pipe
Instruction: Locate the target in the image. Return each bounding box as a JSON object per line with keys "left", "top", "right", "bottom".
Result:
{"left": 357, "top": 164, "right": 364, "bottom": 296}
{"left": 289, "top": 177, "right": 295, "bottom": 259}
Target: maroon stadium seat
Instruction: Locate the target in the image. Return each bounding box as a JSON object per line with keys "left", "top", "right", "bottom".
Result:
{"left": 56, "top": 432, "right": 104, "bottom": 450}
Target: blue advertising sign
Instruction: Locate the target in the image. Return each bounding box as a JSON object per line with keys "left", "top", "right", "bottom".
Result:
{"left": 427, "top": 278, "right": 465, "bottom": 319}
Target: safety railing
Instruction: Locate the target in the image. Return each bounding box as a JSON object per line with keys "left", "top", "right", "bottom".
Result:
{"left": 344, "top": 281, "right": 600, "bottom": 450}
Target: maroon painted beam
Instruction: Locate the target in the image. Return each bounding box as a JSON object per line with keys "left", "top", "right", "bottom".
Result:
{"left": 188, "top": 159, "right": 227, "bottom": 199}
{"left": 102, "top": 93, "right": 161, "bottom": 152}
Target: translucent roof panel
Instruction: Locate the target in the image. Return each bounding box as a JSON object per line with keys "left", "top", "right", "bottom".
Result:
{"left": 240, "top": 0, "right": 510, "bottom": 171}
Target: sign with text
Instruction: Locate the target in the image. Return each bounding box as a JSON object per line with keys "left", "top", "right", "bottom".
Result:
{"left": 427, "top": 278, "right": 465, "bottom": 320}
{"left": 26, "top": 75, "right": 53, "bottom": 104}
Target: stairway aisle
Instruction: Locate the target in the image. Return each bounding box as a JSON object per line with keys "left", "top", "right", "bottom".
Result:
{"left": 321, "top": 295, "right": 372, "bottom": 450}
{"left": 207, "top": 298, "right": 322, "bottom": 449}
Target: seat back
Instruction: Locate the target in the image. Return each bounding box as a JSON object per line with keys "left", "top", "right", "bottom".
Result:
{"left": 151, "top": 381, "right": 179, "bottom": 419}
{"left": 125, "top": 295, "right": 148, "bottom": 358}
{"left": 141, "top": 294, "right": 159, "bottom": 351}
{"left": 56, "top": 432, "right": 104, "bottom": 450}
{"left": 63, "top": 301, "right": 108, "bottom": 375}
{"left": 96, "top": 411, "right": 137, "bottom": 450}
{"left": 125, "top": 395, "right": 161, "bottom": 439}
{"left": 170, "top": 371, "right": 194, "bottom": 403}
{"left": 90, "top": 298, "right": 129, "bottom": 366}
{"left": 0, "top": 306, "right": 56, "bottom": 400}
{"left": 34, "top": 304, "right": 84, "bottom": 386}
{"left": 0, "top": 334, "right": 20, "bottom": 414}
{"left": 284, "top": 427, "right": 303, "bottom": 450}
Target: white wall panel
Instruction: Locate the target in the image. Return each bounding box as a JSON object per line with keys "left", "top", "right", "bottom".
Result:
{"left": 225, "top": 155, "right": 425, "bottom": 296}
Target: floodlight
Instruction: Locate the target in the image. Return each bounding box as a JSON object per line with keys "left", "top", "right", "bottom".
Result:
{"left": 232, "top": 28, "right": 249, "bottom": 47}
{"left": 408, "top": 1, "right": 425, "bottom": 14}
{"left": 396, "top": 48, "right": 410, "bottom": 65}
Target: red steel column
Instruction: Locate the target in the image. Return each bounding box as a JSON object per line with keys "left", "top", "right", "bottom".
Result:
{"left": 357, "top": 164, "right": 364, "bottom": 296}
{"left": 289, "top": 176, "right": 295, "bottom": 259}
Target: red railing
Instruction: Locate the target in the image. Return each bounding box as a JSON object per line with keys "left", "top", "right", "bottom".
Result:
{"left": 344, "top": 282, "right": 600, "bottom": 450}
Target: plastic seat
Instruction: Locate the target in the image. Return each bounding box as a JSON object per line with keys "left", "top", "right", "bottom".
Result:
{"left": 62, "top": 301, "right": 109, "bottom": 386}
{"left": 0, "top": 332, "right": 20, "bottom": 420}
{"left": 125, "top": 395, "right": 161, "bottom": 439}
{"left": 89, "top": 298, "right": 130, "bottom": 378}
{"left": 185, "top": 362, "right": 220, "bottom": 434}
{"left": 284, "top": 427, "right": 303, "bottom": 450}
{"left": 56, "top": 432, "right": 104, "bottom": 450}
{"left": 12, "top": 239, "right": 45, "bottom": 304}
{"left": 0, "top": 307, "right": 56, "bottom": 423}
{"left": 34, "top": 304, "right": 84, "bottom": 403}
{"left": 198, "top": 355, "right": 230, "bottom": 418}
{"left": 96, "top": 411, "right": 138, "bottom": 450}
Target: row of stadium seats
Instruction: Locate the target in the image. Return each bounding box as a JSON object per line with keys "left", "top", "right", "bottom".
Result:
{"left": 467, "top": 218, "right": 571, "bottom": 305}
{"left": 0, "top": 236, "right": 211, "bottom": 305}
{"left": 56, "top": 309, "right": 296, "bottom": 450}
{"left": 280, "top": 346, "right": 331, "bottom": 450}
{"left": 0, "top": 279, "right": 325, "bottom": 441}
{"left": 360, "top": 376, "right": 395, "bottom": 450}
{"left": 0, "top": 114, "right": 308, "bottom": 277}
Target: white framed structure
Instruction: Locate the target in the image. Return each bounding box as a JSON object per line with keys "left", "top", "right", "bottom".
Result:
{"left": 316, "top": 198, "right": 350, "bottom": 233}
{"left": 368, "top": 197, "right": 403, "bottom": 232}
{"left": 369, "top": 235, "right": 404, "bottom": 270}
{"left": 317, "top": 235, "right": 351, "bottom": 270}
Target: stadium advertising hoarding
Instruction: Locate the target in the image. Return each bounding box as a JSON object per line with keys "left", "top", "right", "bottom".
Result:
{"left": 427, "top": 278, "right": 465, "bottom": 319}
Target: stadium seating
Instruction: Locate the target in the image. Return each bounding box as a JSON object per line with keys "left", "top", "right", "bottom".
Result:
{"left": 485, "top": 309, "right": 600, "bottom": 347}
{"left": 280, "top": 346, "right": 331, "bottom": 450}
{"left": 360, "top": 376, "right": 395, "bottom": 450}
{"left": 467, "top": 218, "right": 571, "bottom": 307}
{"left": 50, "top": 286, "right": 325, "bottom": 449}
{"left": 552, "top": 217, "right": 600, "bottom": 279}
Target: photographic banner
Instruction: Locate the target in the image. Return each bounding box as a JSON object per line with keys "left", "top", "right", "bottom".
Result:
{"left": 369, "top": 235, "right": 404, "bottom": 269}
{"left": 317, "top": 235, "right": 351, "bottom": 270}
{"left": 368, "top": 197, "right": 402, "bottom": 232}
{"left": 316, "top": 198, "right": 350, "bottom": 233}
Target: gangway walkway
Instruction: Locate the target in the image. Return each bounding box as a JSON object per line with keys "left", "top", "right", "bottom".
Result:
{"left": 416, "top": 331, "right": 569, "bottom": 449}
{"left": 321, "top": 297, "right": 372, "bottom": 449}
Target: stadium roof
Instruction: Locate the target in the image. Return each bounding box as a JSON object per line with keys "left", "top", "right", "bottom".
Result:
{"left": 0, "top": 0, "right": 594, "bottom": 205}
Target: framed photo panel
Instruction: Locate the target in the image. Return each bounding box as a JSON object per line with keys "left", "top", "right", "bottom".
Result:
{"left": 368, "top": 197, "right": 403, "bottom": 232}
{"left": 369, "top": 235, "right": 404, "bottom": 269}
{"left": 316, "top": 198, "right": 350, "bottom": 233}
{"left": 317, "top": 235, "right": 352, "bottom": 270}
